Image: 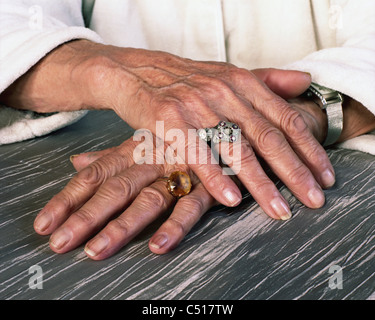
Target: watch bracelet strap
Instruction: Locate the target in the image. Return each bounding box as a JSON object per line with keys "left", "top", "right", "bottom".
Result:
{"left": 323, "top": 101, "right": 343, "bottom": 147}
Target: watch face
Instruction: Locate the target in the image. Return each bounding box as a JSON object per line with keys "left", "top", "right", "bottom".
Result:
{"left": 309, "top": 82, "right": 343, "bottom": 106}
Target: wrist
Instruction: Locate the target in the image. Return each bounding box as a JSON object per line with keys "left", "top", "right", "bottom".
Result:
{"left": 73, "top": 43, "right": 144, "bottom": 117}
{"left": 66, "top": 40, "right": 117, "bottom": 111}
{"left": 0, "top": 39, "right": 102, "bottom": 113}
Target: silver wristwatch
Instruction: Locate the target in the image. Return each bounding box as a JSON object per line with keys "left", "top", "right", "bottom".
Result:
{"left": 305, "top": 82, "right": 344, "bottom": 146}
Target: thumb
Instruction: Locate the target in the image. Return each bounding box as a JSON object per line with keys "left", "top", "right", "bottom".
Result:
{"left": 252, "top": 68, "right": 312, "bottom": 100}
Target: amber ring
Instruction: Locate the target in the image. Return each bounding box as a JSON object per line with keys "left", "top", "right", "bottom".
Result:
{"left": 162, "top": 171, "right": 192, "bottom": 198}
{"left": 197, "top": 121, "right": 240, "bottom": 144}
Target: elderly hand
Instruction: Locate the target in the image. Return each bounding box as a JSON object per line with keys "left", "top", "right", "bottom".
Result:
{"left": 3, "top": 40, "right": 335, "bottom": 228}
{"left": 74, "top": 42, "right": 334, "bottom": 218}
{"left": 34, "top": 133, "right": 215, "bottom": 259}
{"left": 33, "top": 66, "right": 332, "bottom": 259}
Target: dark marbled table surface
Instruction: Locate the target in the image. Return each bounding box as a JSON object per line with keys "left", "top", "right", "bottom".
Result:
{"left": 1, "top": 110, "right": 374, "bottom": 300}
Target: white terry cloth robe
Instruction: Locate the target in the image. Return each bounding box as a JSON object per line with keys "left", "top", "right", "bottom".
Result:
{"left": 0, "top": 0, "right": 374, "bottom": 154}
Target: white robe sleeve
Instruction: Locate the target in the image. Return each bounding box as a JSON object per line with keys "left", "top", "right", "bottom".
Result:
{"left": 0, "top": 0, "right": 103, "bottom": 145}
{"left": 285, "top": 0, "right": 375, "bottom": 154}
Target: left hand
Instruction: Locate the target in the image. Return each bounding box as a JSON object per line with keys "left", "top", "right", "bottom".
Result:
{"left": 35, "top": 132, "right": 218, "bottom": 259}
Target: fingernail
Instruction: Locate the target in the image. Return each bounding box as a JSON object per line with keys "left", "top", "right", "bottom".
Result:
{"left": 321, "top": 169, "right": 335, "bottom": 189}
{"left": 85, "top": 235, "right": 109, "bottom": 257}
{"left": 69, "top": 155, "right": 79, "bottom": 163}
{"left": 223, "top": 189, "right": 242, "bottom": 207}
{"left": 308, "top": 187, "right": 325, "bottom": 208}
{"left": 271, "top": 198, "right": 292, "bottom": 220}
{"left": 150, "top": 234, "right": 168, "bottom": 250}
{"left": 50, "top": 228, "right": 72, "bottom": 250}
{"left": 34, "top": 212, "right": 52, "bottom": 232}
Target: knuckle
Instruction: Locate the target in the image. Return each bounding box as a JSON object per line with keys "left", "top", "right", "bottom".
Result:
{"left": 224, "top": 140, "right": 255, "bottom": 170}
{"left": 256, "top": 126, "right": 287, "bottom": 156}
{"left": 281, "top": 109, "right": 308, "bottom": 138}
{"left": 227, "top": 65, "right": 247, "bottom": 78}
{"left": 228, "top": 66, "right": 254, "bottom": 85}
{"left": 238, "top": 141, "right": 255, "bottom": 163}
{"left": 313, "top": 145, "right": 330, "bottom": 163}
{"left": 249, "top": 178, "right": 275, "bottom": 196}
{"left": 75, "top": 164, "right": 103, "bottom": 186}
{"left": 106, "top": 217, "right": 130, "bottom": 237}
{"left": 178, "top": 197, "right": 204, "bottom": 215}
{"left": 73, "top": 208, "right": 97, "bottom": 226}
{"left": 229, "top": 141, "right": 254, "bottom": 175}
{"left": 167, "top": 217, "right": 187, "bottom": 237}
{"left": 202, "top": 76, "right": 231, "bottom": 95}
{"left": 287, "top": 164, "right": 311, "bottom": 186}
{"left": 304, "top": 142, "right": 329, "bottom": 164}
{"left": 49, "top": 192, "right": 74, "bottom": 214}
{"left": 156, "top": 99, "right": 185, "bottom": 121}
{"left": 139, "top": 186, "right": 168, "bottom": 209}
{"left": 187, "top": 72, "right": 236, "bottom": 103}
{"left": 202, "top": 168, "right": 222, "bottom": 192}
{"left": 102, "top": 175, "right": 133, "bottom": 199}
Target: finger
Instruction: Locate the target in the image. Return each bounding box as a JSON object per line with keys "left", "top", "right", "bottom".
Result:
{"left": 194, "top": 76, "right": 323, "bottom": 212}
{"left": 157, "top": 99, "right": 243, "bottom": 208}
{"left": 214, "top": 137, "right": 292, "bottom": 220}
{"left": 187, "top": 146, "right": 242, "bottom": 208}
{"left": 48, "top": 163, "right": 164, "bottom": 254}
{"left": 203, "top": 82, "right": 325, "bottom": 210}
{"left": 70, "top": 147, "right": 117, "bottom": 171}
{"left": 84, "top": 179, "right": 176, "bottom": 260}
{"left": 70, "top": 135, "right": 142, "bottom": 172}
{"left": 227, "top": 70, "right": 334, "bottom": 190}
{"left": 148, "top": 182, "right": 215, "bottom": 254}
{"left": 248, "top": 79, "right": 335, "bottom": 189}
{"left": 235, "top": 110, "right": 325, "bottom": 209}
{"left": 34, "top": 139, "right": 139, "bottom": 235}
{"left": 251, "top": 68, "right": 312, "bottom": 100}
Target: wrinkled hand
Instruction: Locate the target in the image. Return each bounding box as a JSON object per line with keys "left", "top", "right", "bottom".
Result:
{"left": 75, "top": 43, "right": 335, "bottom": 218}
{"left": 34, "top": 67, "right": 333, "bottom": 260}
{"left": 34, "top": 133, "right": 216, "bottom": 259}
{"left": 6, "top": 39, "right": 335, "bottom": 219}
